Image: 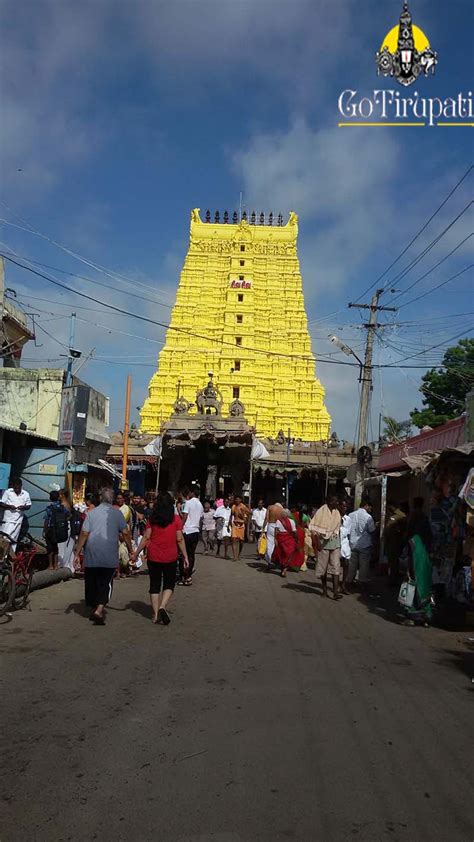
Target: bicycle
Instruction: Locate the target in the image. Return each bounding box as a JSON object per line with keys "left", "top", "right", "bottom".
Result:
{"left": 11, "top": 534, "right": 39, "bottom": 610}
{"left": 0, "top": 531, "right": 39, "bottom": 613}
{"left": 0, "top": 531, "right": 15, "bottom": 615}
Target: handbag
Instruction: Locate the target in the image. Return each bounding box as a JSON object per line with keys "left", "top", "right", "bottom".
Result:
{"left": 258, "top": 533, "right": 267, "bottom": 555}
{"left": 398, "top": 579, "right": 416, "bottom": 608}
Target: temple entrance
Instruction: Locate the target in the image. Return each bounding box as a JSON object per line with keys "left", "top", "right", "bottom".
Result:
{"left": 157, "top": 379, "right": 253, "bottom": 500}
{"left": 160, "top": 438, "right": 250, "bottom": 499}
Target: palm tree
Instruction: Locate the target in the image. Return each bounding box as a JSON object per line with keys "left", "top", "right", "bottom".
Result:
{"left": 382, "top": 416, "right": 412, "bottom": 443}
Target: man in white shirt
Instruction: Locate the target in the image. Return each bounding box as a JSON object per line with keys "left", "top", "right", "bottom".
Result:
{"left": 0, "top": 477, "right": 32, "bottom": 551}
{"left": 338, "top": 498, "right": 352, "bottom": 594}
{"left": 180, "top": 487, "right": 203, "bottom": 584}
{"left": 214, "top": 497, "right": 231, "bottom": 559}
{"left": 251, "top": 499, "right": 267, "bottom": 558}
{"left": 346, "top": 498, "right": 376, "bottom": 585}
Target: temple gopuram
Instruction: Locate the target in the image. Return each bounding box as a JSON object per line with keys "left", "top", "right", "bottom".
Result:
{"left": 137, "top": 208, "right": 336, "bottom": 499}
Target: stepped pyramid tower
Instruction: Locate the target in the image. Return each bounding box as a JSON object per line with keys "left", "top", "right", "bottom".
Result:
{"left": 140, "top": 208, "right": 331, "bottom": 441}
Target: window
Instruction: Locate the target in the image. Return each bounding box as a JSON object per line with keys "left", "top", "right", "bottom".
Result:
{"left": 234, "top": 360, "right": 241, "bottom": 371}
{"left": 236, "top": 336, "right": 242, "bottom": 346}
{"left": 239, "top": 275, "right": 244, "bottom": 281}
{"left": 236, "top": 314, "right": 243, "bottom": 323}
{"left": 239, "top": 260, "right": 245, "bottom": 266}
{"left": 237, "top": 293, "right": 244, "bottom": 302}
{"left": 233, "top": 386, "right": 240, "bottom": 399}
{"left": 240, "top": 245, "right": 245, "bottom": 252}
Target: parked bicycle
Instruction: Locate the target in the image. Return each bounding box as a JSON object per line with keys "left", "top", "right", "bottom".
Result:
{"left": 0, "top": 531, "right": 39, "bottom": 614}
{"left": 0, "top": 531, "right": 15, "bottom": 616}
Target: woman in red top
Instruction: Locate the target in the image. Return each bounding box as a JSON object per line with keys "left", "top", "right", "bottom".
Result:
{"left": 132, "top": 492, "right": 189, "bottom": 625}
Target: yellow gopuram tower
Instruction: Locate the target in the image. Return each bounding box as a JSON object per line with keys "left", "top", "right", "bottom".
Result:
{"left": 140, "top": 209, "right": 331, "bottom": 441}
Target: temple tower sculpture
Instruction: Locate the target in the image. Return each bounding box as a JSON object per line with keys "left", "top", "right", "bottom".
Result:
{"left": 140, "top": 209, "right": 331, "bottom": 441}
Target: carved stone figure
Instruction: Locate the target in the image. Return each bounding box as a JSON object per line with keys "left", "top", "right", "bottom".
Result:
{"left": 173, "top": 396, "right": 192, "bottom": 415}
{"left": 229, "top": 398, "right": 245, "bottom": 417}
{"left": 129, "top": 423, "right": 142, "bottom": 439}
{"left": 276, "top": 429, "right": 286, "bottom": 444}
{"left": 196, "top": 378, "right": 223, "bottom": 415}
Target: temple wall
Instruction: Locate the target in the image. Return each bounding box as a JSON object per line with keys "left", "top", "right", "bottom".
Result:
{"left": 140, "top": 209, "right": 331, "bottom": 441}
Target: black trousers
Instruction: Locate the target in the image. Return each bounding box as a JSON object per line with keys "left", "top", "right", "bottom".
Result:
{"left": 84, "top": 567, "right": 114, "bottom": 607}
{"left": 182, "top": 532, "right": 199, "bottom": 578}
{"left": 148, "top": 560, "right": 177, "bottom": 593}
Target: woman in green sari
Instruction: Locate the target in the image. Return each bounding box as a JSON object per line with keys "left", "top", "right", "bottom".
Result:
{"left": 405, "top": 534, "right": 433, "bottom": 625}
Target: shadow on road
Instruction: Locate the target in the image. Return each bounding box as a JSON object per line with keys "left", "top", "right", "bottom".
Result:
{"left": 283, "top": 581, "right": 323, "bottom": 596}
{"left": 353, "top": 580, "right": 404, "bottom": 626}
{"left": 64, "top": 601, "right": 89, "bottom": 618}
{"left": 436, "top": 646, "right": 474, "bottom": 683}
{"left": 246, "top": 561, "right": 270, "bottom": 573}
{"left": 125, "top": 600, "right": 152, "bottom": 620}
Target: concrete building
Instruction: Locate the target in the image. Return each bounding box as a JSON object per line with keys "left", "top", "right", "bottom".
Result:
{"left": 0, "top": 258, "right": 34, "bottom": 366}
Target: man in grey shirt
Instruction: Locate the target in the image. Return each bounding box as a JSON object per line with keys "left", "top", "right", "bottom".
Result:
{"left": 74, "top": 487, "right": 132, "bottom": 625}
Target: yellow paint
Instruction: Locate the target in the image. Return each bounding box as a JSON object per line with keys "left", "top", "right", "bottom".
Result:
{"left": 381, "top": 23, "right": 430, "bottom": 54}
{"left": 339, "top": 122, "right": 425, "bottom": 127}
{"left": 140, "top": 210, "right": 331, "bottom": 441}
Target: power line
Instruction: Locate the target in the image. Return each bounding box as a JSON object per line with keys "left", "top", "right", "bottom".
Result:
{"left": 397, "top": 263, "right": 473, "bottom": 309}
{"left": 385, "top": 201, "right": 473, "bottom": 291}
{"left": 0, "top": 208, "right": 177, "bottom": 304}
{"left": 353, "top": 165, "right": 473, "bottom": 302}
{"left": 390, "top": 234, "right": 473, "bottom": 304}
{"left": 0, "top": 252, "right": 357, "bottom": 365}
{"left": 0, "top": 243, "right": 174, "bottom": 312}
{"left": 383, "top": 328, "right": 473, "bottom": 366}
{"left": 6, "top": 254, "right": 471, "bottom": 372}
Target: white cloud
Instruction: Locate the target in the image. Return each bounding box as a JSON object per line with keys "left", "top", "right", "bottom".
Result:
{"left": 232, "top": 117, "right": 400, "bottom": 298}
{"left": 132, "top": 0, "right": 353, "bottom": 103}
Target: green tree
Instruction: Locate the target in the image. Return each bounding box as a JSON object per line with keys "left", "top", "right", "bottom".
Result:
{"left": 382, "top": 416, "right": 412, "bottom": 442}
{"left": 410, "top": 338, "right": 474, "bottom": 429}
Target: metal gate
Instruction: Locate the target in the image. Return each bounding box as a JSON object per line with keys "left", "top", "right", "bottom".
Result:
{"left": 11, "top": 446, "right": 67, "bottom": 541}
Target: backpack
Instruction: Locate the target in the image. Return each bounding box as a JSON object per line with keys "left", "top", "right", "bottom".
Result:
{"left": 70, "top": 508, "right": 84, "bottom": 539}
{"left": 47, "top": 506, "right": 69, "bottom": 543}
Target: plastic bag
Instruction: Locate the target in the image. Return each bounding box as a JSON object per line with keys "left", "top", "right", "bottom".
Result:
{"left": 258, "top": 534, "right": 267, "bottom": 555}
{"left": 398, "top": 579, "right": 416, "bottom": 608}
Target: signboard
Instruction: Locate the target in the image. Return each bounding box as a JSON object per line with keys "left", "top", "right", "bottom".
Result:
{"left": 230, "top": 280, "right": 252, "bottom": 289}
{"left": 58, "top": 385, "right": 91, "bottom": 447}
{"left": 38, "top": 464, "right": 58, "bottom": 475}
{"left": 58, "top": 386, "right": 75, "bottom": 445}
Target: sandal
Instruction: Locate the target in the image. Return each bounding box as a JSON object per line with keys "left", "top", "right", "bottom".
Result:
{"left": 159, "top": 608, "right": 171, "bottom": 625}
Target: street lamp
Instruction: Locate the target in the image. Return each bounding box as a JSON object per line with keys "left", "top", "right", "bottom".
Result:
{"left": 329, "top": 335, "right": 363, "bottom": 380}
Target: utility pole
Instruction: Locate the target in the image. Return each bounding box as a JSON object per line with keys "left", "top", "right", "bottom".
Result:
{"left": 120, "top": 374, "right": 132, "bottom": 491}
{"left": 349, "top": 289, "right": 397, "bottom": 506}
{"left": 65, "top": 312, "right": 76, "bottom": 387}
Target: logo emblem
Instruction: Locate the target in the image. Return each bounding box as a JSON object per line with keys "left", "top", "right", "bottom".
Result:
{"left": 376, "top": 2, "right": 437, "bottom": 86}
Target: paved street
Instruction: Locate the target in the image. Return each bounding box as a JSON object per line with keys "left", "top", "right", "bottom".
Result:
{"left": 1, "top": 549, "right": 473, "bottom": 842}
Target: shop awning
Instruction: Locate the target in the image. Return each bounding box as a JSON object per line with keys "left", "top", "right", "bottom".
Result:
{"left": 0, "top": 421, "right": 60, "bottom": 444}
{"left": 378, "top": 417, "right": 465, "bottom": 471}
{"left": 68, "top": 462, "right": 114, "bottom": 474}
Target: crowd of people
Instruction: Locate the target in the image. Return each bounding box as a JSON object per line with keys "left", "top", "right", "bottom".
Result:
{"left": 1, "top": 476, "right": 435, "bottom": 629}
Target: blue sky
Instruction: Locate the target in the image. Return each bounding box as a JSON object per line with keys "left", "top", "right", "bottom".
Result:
{"left": 0, "top": 0, "right": 472, "bottom": 439}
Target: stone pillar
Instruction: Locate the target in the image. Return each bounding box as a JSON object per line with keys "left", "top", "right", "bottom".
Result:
{"left": 167, "top": 447, "right": 184, "bottom": 494}
{"left": 205, "top": 464, "right": 217, "bottom": 500}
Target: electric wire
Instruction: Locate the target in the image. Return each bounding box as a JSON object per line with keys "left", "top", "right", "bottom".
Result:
{"left": 352, "top": 165, "right": 473, "bottom": 302}
{"left": 396, "top": 264, "right": 473, "bottom": 309}
{"left": 384, "top": 201, "right": 473, "bottom": 292}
